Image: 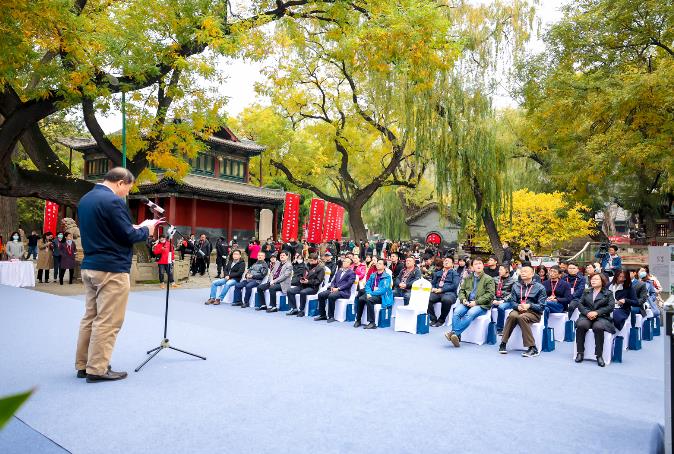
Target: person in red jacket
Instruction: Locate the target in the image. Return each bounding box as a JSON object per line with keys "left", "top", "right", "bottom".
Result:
{"left": 153, "top": 235, "right": 180, "bottom": 289}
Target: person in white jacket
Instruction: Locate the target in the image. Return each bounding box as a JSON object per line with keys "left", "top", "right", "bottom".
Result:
{"left": 6, "top": 231, "right": 24, "bottom": 260}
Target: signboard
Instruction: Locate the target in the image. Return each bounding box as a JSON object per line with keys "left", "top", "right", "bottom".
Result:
{"left": 281, "top": 193, "right": 300, "bottom": 242}
{"left": 323, "top": 202, "right": 339, "bottom": 241}
{"left": 609, "top": 235, "right": 630, "bottom": 244}
{"left": 334, "top": 205, "right": 344, "bottom": 241}
{"left": 307, "top": 198, "right": 325, "bottom": 243}
{"left": 43, "top": 201, "right": 59, "bottom": 234}
{"left": 648, "top": 246, "right": 673, "bottom": 293}
{"left": 425, "top": 232, "right": 442, "bottom": 245}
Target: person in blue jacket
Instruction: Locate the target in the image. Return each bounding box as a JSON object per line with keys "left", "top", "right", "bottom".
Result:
{"left": 595, "top": 244, "right": 622, "bottom": 276}
{"left": 354, "top": 258, "right": 393, "bottom": 329}
{"left": 542, "top": 265, "right": 572, "bottom": 319}
{"left": 427, "top": 257, "right": 460, "bottom": 327}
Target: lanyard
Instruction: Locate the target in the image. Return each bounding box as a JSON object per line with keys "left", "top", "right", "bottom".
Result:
{"left": 497, "top": 277, "right": 503, "bottom": 293}
{"left": 520, "top": 283, "right": 533, "bottom": 305}
{"left": 565, "top": 276, "right": 577, "bottom": 292}
{"left": 550, "top": 280, "right": 558, "bottom": 295}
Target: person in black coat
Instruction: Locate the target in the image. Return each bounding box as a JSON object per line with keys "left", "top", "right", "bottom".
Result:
{"left": 192, "top": 234, "right": 212, "bottom": 276}
{"left": 215, "top": 237, "right": 230, "bottom": 278}
{"left": 287, "top": 253, "right": 324, "bottom": 316}
{"left": 609, "top": 269, "right": 637, "bottom": 331}
{"left": 574, "top": 273, "right": 615, "bottom": 367}
{"left": 389, "top": 252, "right": 404, "bottom": 283}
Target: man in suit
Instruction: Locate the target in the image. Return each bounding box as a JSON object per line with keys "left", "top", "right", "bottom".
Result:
{"left": 314, "top": 257, "right": 356, "bottom": 322}
{"left": 258, "top": 251, "right": 293, "bottom": 312}
{"left": 394, "top": 256, "right": 421, "bottom": 305}
{"left": 76, "top": 167, "right": 158, "bottom": 382}
{"left": 427, "top": 257, "right": 460, "bottom": 327}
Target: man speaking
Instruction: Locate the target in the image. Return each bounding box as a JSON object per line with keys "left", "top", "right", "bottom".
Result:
{"left": 75, "top": 167, "right": 159, "bottom": 383}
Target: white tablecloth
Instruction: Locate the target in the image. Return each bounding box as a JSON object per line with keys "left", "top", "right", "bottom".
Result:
{"left": 0, "top": 261, "right": 36, "bottom": 287}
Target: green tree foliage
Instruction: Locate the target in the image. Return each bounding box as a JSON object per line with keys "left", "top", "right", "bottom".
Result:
{"left": 514, "top": 0, "right": 674, "bottom": 233}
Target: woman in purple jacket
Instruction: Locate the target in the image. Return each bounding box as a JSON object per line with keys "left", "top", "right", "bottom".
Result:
{"left": 58, "top": 232, "right": 77, "bottom": 285}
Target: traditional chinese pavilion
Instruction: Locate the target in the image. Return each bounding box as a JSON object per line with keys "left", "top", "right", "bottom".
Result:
{"left": 59, "top": 127, "right": 285, "bottom": 242}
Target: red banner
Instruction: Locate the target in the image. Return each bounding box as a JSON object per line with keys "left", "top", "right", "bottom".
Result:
{"left": 323, "top": 202, "right": 338, "bottom": 241}
{"left": 281, "top": 192, "right": 300, "bottom": 242}
{"left": 43, "top": 201, "right": 59, "bottom": 234}
{"left": 334, "top": 205, "right": 344, "bottom": 240}
{"left": 307, "top": 198, "right": 325, "bottom": 243}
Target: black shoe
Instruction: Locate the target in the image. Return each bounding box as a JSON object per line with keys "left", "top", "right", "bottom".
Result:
{"left": 231, "top": 301, "right": 243, "bottom": 307}
{"left": 297, "top": 311, "right": 305, "bottom": 317}
{"left": 575, "top": 353, "right": 584, "bottom": 363}
{"left": 215, "top": 275, "right": 221, "bottom": 279}
{"left": 267, "top": 307, "right": 279, "bottom": 313}
{"left": 498, "top": 343, "right": 507, "bottom": 354}
{"left": 241, "top": 303, "right": 249, "bottom": 308}
{"left": 286, "top": 309, "right": 298, "bottom": 316}
{"left": 314, "top": 315, "right": 327, "bottom": 321}
{"left": 77, "top": 369, "right": 86, "bottom": 378}
{"left": 327, "top": 317, "right": 336, "bottom": 323}
{"left": 256, "top": 305, "right": 267, "bottom": 311}
{"left": 364, "top": 322, "right": 377, "bottom": 329}
{"left": 86, "top": 369, "right": 128, "bottom": 383}
{"left": 353, "top": 320, "right": 362, "bottom": 328}
{"left": 497, "top": 329, "right": 503, "bottom": 335}
{"left": 597, "top": 356, "right": 605, "bottom": 367}
{"left": 522, "top": 347, "right": 540, "bottom": 358}
{"left": 429, "top": 318, "right": 438, "bottom": 326}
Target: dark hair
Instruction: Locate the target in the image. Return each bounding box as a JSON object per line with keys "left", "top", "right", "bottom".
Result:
{"left": 231, "top": 249, "right": 241, "bottom": 255}
{"left": 549, "top": 265, "right": 561, "bottom": 273}
{"left": 567, "top": 261, "right": 578, "bottom": 267}
{"left": 472, "top": 258, "right": 483, "bottom": 264}
{"left": 103, "top": 167, "right": 135, "bottom": 184}
{"left": 498, "top": 264, "right": 509, "bottom": 274}
{"left": 610, "top": 269, "right": 631, "bottom": 288}
{"left": 536, "top": 265, "right": 548, "bottom": 277}
{"left": 42, "top": 231, "right": 53, "bottom": 242}
{"left": 609, "top": 244, "right": 617, "bottom": 251}
{"left": 308, "top": 253, "right": 318, "bottom": 260}
{"left": 488, "top": 255, "right": 497, "bottom": 261}
{"left": 61, "top": 231, "right": 73, "bottom": 242}
{"left": 279, "top": 251, "right": 289, "bottom": 257}
{"left": 376, "top": 258, "right": 386, "bottom": 265}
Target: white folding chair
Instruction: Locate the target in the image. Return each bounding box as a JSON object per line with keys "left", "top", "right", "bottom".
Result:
{"left": 547, "top": 312, "right": 569, "bottom": 342}
{"left": 335, "top": 280, "right": 358, "bottom": 322}
{"left": 459, "top": 307, "right": 492, "bottom": 345}
{"left": 503, "top": 309, "right": 544, "bottom": 351}
{"left": 392, "top": 296, "right": 406, "bottom": 318}
{"left": 573, "top": 329, "right": 615, "bottom": 365}
{"left": 394, "top": 279, "right": 432, "bottom": 334}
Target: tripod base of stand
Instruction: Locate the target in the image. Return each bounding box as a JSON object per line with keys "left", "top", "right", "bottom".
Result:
{"left": 135, "top": 338, "right": 206, "bottom": 372}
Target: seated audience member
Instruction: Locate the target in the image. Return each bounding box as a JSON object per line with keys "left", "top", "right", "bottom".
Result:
{"left": 492, "top": 264, "right": 515, "bottom": 333}
{"left": 364, "top": 254, "right": 378, "bottom": 280}
{"left": 427, "top": 257, "right": 460, "bottom": 327}
{"left": 629, "top": 269, "right": 649, "bottom": 317}
{"left": 564, "top": 262, "right": 586, "bottom": 316}
{"left": 536, "top": 265, "right": 549, "bottom": 283}
{"left": 609, "top": 269, "right": 637, "bottom": 331}
{"left": 354, "top": 259, "right": 393, "bottom": 329}
{"left": 232, "top": 251, "right": 269, "bottom": 308}
{"left": 498, "top": 265, "right": 547, "bottom": 357}
{"left": 314, "top": 257, "right": 356, "bottom": 322}
{"left": 637, "top": 266, "right": 660, "bottom": 318}
{"left": 206, "top": 249, "right": 245, "bottom": 305}
{"left": 455, "top": 257, "right": 468, "bottom": 280}
{"left": 323, "top": 251, "right": 337, "bottom": 281}
{"left": 542, "top": 265, "right": 572, "bottom": 315}
{"left": 559, "top": 261, "right": 568, "bottom": 277}
{"left": 257, "top": 251, "right": 293, "bottom": 312}
{"left": 352, "top": 255, "right": 367, "bottom": 283}
{"left": 393, "top": 256, "right": 422, "bottom": 305}
{"left": 389, "top": 252, "right": 404, "bottom": 282}
{"left": 574, "top": 273, "right": 615, "bottom": 367}
{"left": 290, "top": 254, "right": 308, "bottom": 291}
{"left": 420, "top": 254, "right": 435, "bottom": 280}
{"left": 445, "top": 258, "right": 495, "bottom": 347}
{"left": 287, "top": 253, "right": 325, "bottom": 316}
{"left": 483, "top": 255, "right": 499, "bottom": 278}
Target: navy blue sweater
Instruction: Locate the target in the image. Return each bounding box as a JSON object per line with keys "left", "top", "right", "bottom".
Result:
{"left": 78, "top": 185, "right": 149, "bottom": 273}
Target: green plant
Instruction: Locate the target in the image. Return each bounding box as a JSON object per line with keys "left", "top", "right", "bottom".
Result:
{"left": 0, "top": 390, "right": 33, "bottom": 430}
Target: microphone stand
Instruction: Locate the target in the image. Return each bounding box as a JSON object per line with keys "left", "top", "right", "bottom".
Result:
{"left": 135, "top": 223, "right": 206, "bottom": 372}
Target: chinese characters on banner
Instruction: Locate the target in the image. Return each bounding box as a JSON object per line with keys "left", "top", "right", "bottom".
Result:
{"left": 43, "top": 201, "right": 59, "bottom": 234}
{"left": 334, "top": 205, "right": 344, "bottom": 241}
{"left": 323, "top": 202, "right": 338, "bottom": 241}
{"left": 281, "top": 193, "right": 300, "bottom": 242}
{"left": 307, "top": 198, "right": 325, "bottom": 243}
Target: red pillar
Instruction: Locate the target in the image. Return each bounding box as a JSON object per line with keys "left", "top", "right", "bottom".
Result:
{"left": 227, "top": 202, "right": 233, "bottom": 242}
{"left": 190, "top": 198, "right": 197, "bottom": 235}
{"left": 136, "top": 202, "right": 145, "bottom": 224}
{"left": 168, "top": 196, "right": 176, "bottom": 226}
{"left": 214, "top": 158, "right": 220, "bottom": 178}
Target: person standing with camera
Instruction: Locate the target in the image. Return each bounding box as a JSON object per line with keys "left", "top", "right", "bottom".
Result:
{"left": 75, "top": 168, "right": 159, "bottom": 383}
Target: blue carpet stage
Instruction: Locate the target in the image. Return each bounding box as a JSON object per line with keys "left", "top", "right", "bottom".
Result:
{"left": 0, "top": 285, "right": 665, "bottom": 453}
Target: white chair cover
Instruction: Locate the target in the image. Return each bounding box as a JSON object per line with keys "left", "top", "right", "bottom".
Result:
{"left": 547, "top": 312, "right": 569, "bottom": 342}
{"left": 394, "top": 279, "right": 432, "bottom": 334}
{"left": 573, "top": 330, "right": 614, "bottom": 365}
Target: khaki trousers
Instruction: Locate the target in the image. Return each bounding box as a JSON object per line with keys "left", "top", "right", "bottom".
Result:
{"left": 500, "top": 309, "right": 541, "bottom": 348}
{"left": 75, "top": 270, "right": 130, "bottom": 375}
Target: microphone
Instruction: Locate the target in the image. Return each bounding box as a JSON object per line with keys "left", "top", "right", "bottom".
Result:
{"left": 140, "top": 197, "right": 165, "bottom": 215}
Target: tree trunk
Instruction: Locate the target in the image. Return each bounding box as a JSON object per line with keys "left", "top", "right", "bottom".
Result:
{"left": 0, "top": 195, "right": 18, "bottom": 240}
{"left": 347, "top": 202, "right": 367, "bottom": 241}
{"left": 472, "top": 176, "right": 504, "bottom": 262}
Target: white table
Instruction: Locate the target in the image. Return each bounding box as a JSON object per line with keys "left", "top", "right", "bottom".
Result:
{"left": 0, "top": 261, "right": 36, "bottom": 287}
